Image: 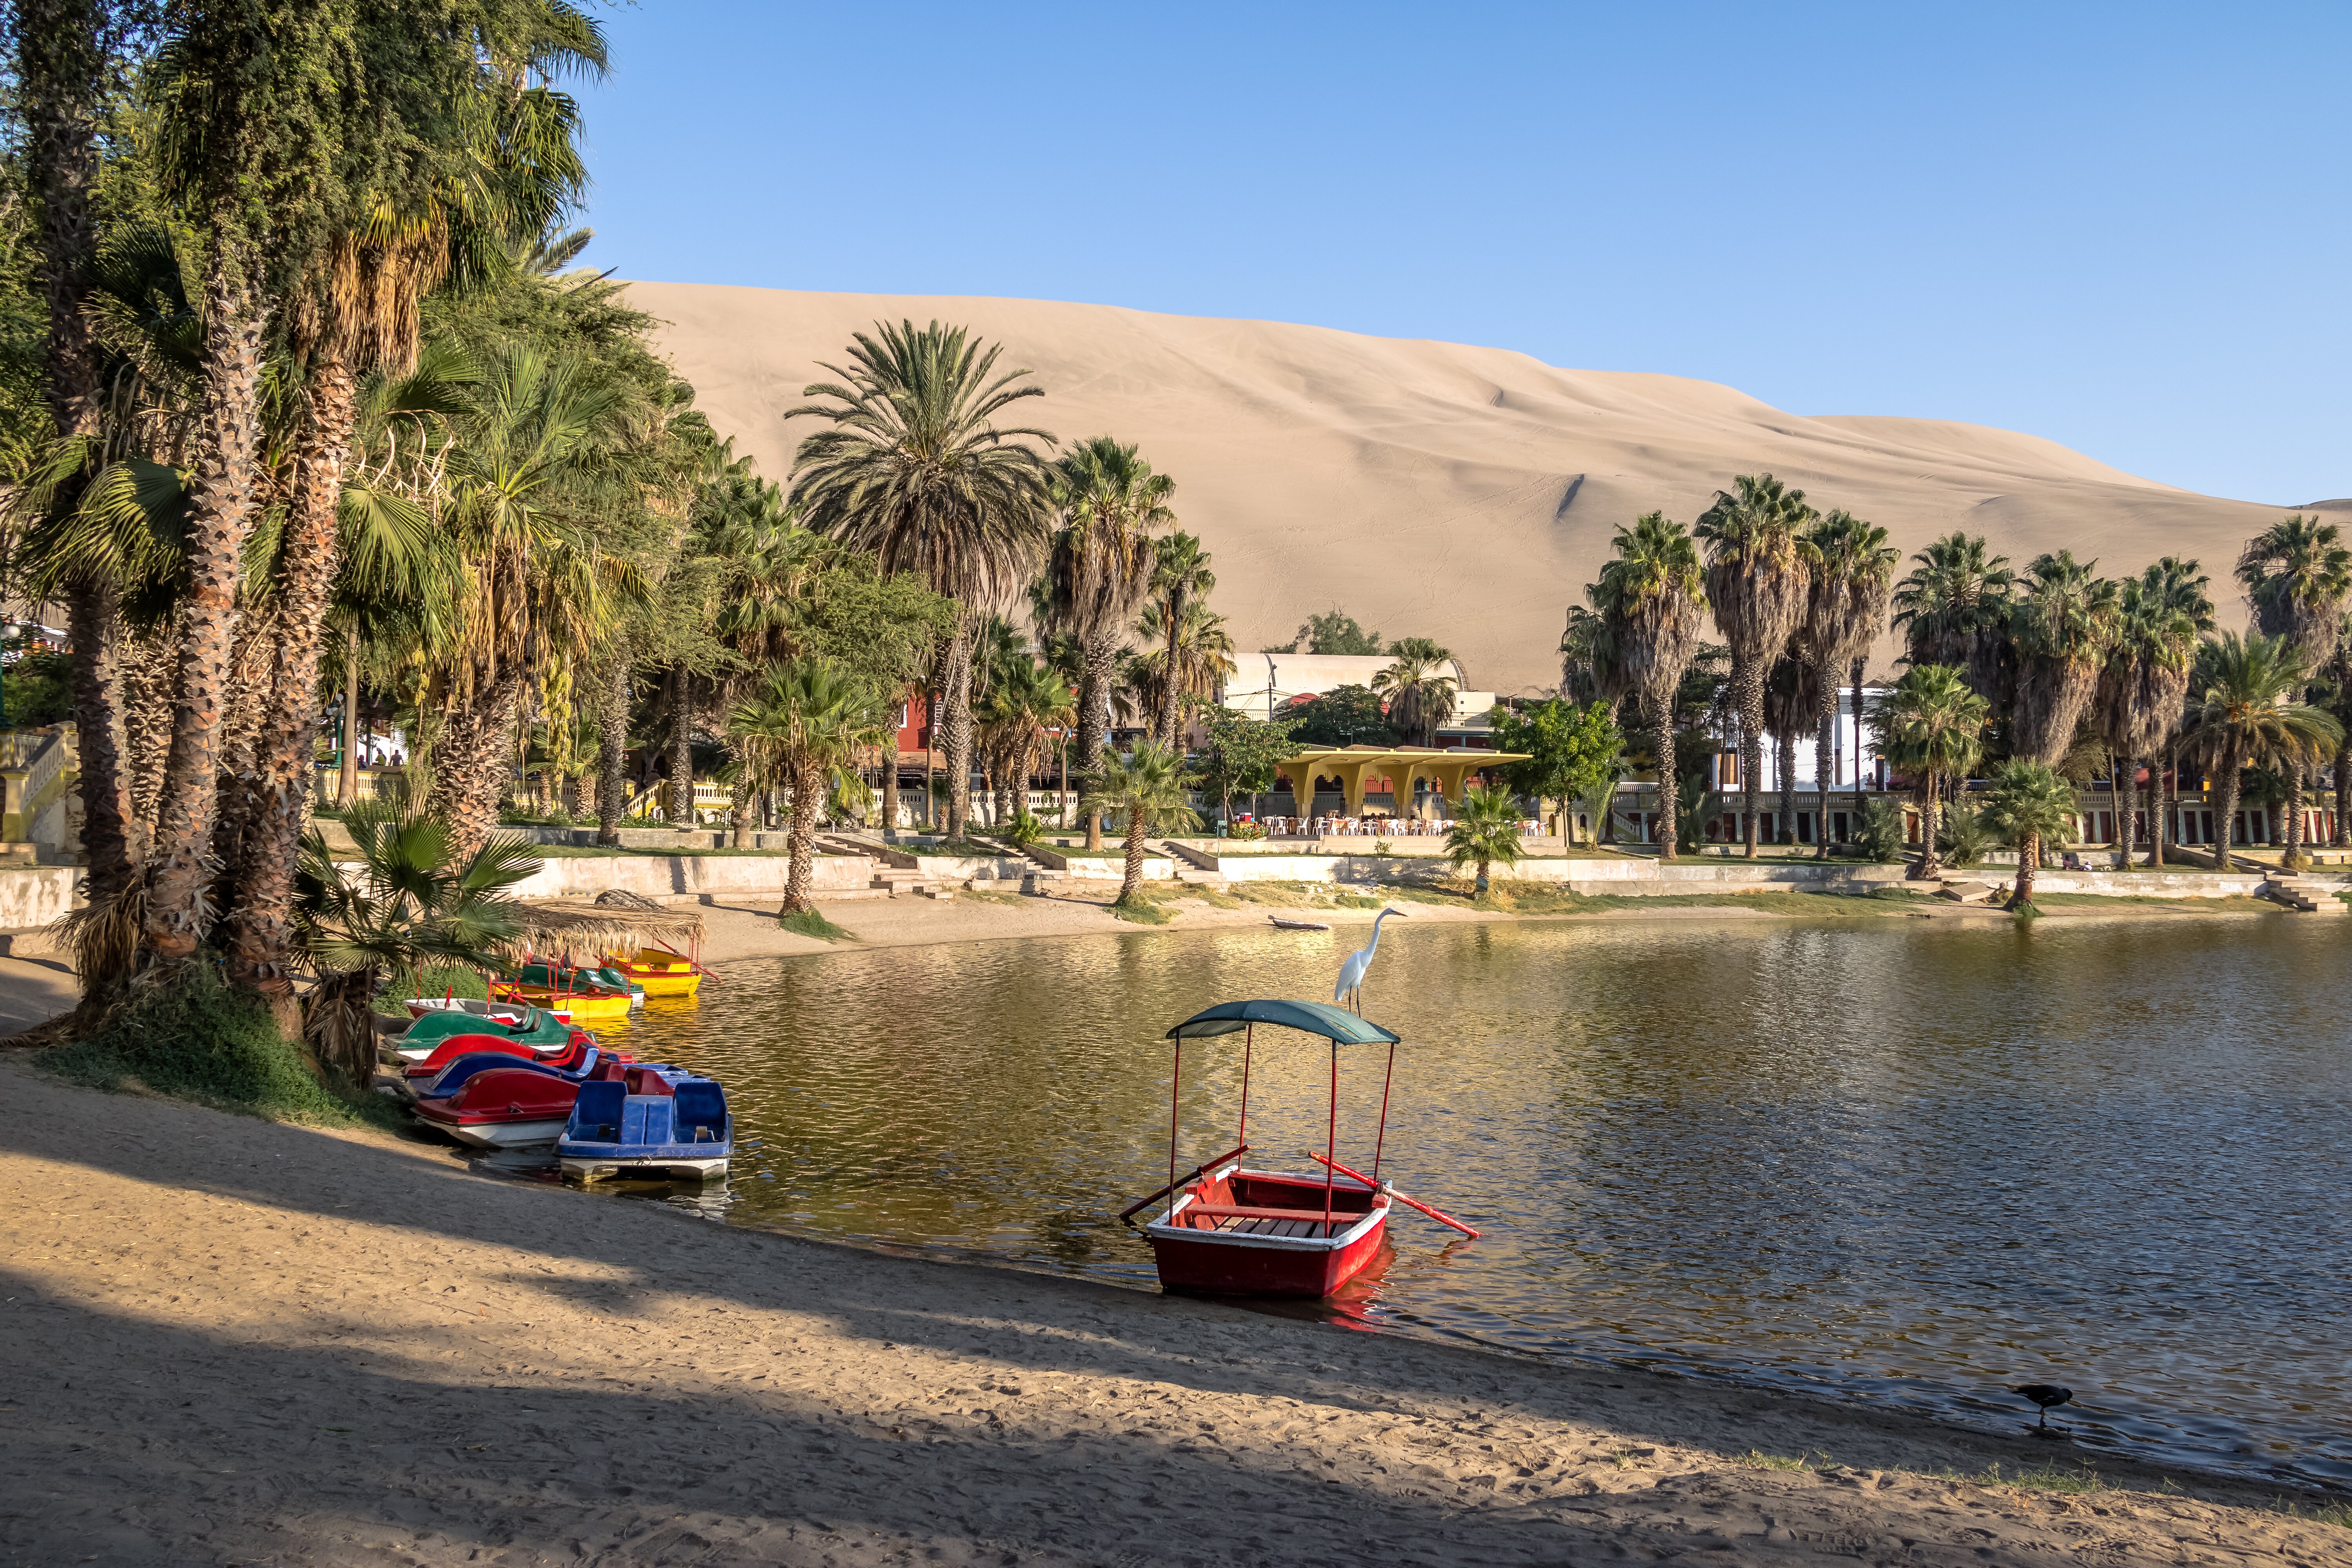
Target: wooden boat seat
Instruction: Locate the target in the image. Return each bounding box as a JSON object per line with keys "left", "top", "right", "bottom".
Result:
{"left": 1176, "top": 1203, "right": 1363, "bottom": 1239}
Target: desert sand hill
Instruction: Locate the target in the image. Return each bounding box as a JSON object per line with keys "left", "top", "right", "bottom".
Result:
{"left": 628, "top": 283, "right": 2299, "bottom": 693}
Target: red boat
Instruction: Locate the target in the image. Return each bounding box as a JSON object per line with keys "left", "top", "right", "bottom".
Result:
{"left": 1126, "top": 999, "right": 1477, "bottom": 1298}
{"left": 411, "top": 1065, "right": 594, "bottom": 1149}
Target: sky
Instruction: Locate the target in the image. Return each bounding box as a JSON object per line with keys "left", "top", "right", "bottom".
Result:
{"left": 572, "top": 2, "right": 2350, "bottom": 506}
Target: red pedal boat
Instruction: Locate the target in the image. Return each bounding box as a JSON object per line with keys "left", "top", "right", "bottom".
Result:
{"left": 1125, "top": 999, "right": 1477, "bottom": 1298}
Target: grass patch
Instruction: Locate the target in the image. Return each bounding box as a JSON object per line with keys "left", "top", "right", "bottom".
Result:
{"left": 1110, "top": 896, "right": 1176, "bottom": 924}
{"left": 1906, "top": 1460, "right": 2110, "bottom": 1495}
{"left": 1193, "top": 888, "right": 1245, "bottom": 909}
{"left": 40, "top": 965, "right": 402, "bottom": 1130}
{"left": 1744, "top": 1449, "right": 1824, "bottom": 1472}
{"left": 776, "top": 907, "right": 853, "bottom": 942}
{"left": 2268, "top": 1495, "right": 2352, "bottom": 1531}
{"left": 959, "top": 886, "right": 1024, "bottom": 906}
{"left": 372, "top": 963, "right": 488, "bottom": 1018}
{"left": 2023, "top": 891, "right": 2273, "bottom": 911}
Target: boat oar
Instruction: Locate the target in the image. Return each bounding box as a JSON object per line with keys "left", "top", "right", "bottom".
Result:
{"left": 1307, "top": 1151, "right": 1481, "bottom": 1239}
{"left": 1120, "top": 1142, "right": 1250, "bottom": 1227}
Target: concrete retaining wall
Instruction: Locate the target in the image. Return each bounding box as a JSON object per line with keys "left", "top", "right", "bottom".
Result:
{"left": 0, "top": 865, "right": 81, "bottom": 929}
{"left": 508, "top": 853, "right": 877, "bottom": 902}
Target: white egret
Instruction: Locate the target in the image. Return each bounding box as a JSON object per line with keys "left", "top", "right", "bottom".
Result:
{"left": 1333, "top": 907, "right": 1407, "bottom": 1014}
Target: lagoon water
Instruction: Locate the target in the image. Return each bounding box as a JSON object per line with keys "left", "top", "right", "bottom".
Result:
{"left": 603, "top": 914, "right": 2352, "bottom": 1488}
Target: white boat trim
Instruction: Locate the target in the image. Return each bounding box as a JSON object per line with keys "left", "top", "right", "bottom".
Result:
{"left": 559, "top": 1155, "right": 729, "bottom": 1180}
{"left": 420, "top": 1114, "right": 572, "bottom": 1150}
{"left": 1142, "top": 1166, "right": 1390, "bottom": 1254}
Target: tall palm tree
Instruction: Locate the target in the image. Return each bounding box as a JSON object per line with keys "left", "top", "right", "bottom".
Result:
{"left": 979, "top": 658, "right": 1075, "bottom": 831}
{"left": 1147, "top": 531, "right": 1213, "bottom": 748}
{"left": 728, "top": 659, "right": 887, "bottom": 914}
{"left": 1445, "top": 782, "right": 1525, "bottom": 894}
{"left": 2236, "top": 514, "right": 2352, "bottom": 869}
{"left": 1558, "top": 603, "right": 1627, "bottom": 718}
{"left": 1978, "top": 759, "right": 2078, "bottom": 915}
{"left": 2098, "top": 562, "right": 2204, "bottom": 869}
{"left": 1593, "top": 512, "right": 1707, "bottom": 861}
{"left": 2009, "top": 550, "right": 2121, "bottom": 765}
{"left": 789, "top": 320, "right": 1057, "bottom": 842}
{"left": 1696, "top": 473, "right": 1816, "bottom": 858}
{"left": 2319, "top": 609, "right": 2352, "bottom": 848}
{"left": 1132, "top": 599, "right": 1236, "bottom": 746}
{"left": 1080, "top": 741, "right": 1199, "bottom": 907}
{"left": 1373, "top": 640, "right": 1458, "bottom": 746}
{"left": 2180, "top": 632, "right": 2342, "bottom": 871}
{"left": 1760, "top": 656, "right": 1815, "bottom": 846}
{"left": 2127, "top": 557, "right": 2214, "bottom": 865}
{"left": 1800, "top": 510, "right": 1897, "bottom": 858}
{"left": 1872, "top": 664, "right": 1988, "bottom": 878}
{"left": 1036, "top": 436, "right": 1168, "bottom": 849}
{"left": 1891, "top": 532, "right": 2015, "bottom": 703}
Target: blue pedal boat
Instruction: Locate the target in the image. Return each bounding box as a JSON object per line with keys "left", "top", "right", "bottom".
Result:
{"left": 557, "top": 1067, "right": 731, "bottom": 1181}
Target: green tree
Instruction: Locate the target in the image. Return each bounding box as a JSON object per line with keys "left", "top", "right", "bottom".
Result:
{"left": 1800, "top": 510, "right": 1897, "bottom": 858}
{"left": 1978, "top": 759, "right": 2079, "bottom": 915}
{"left": 1080, "top": 740, "right": 1199, "bottom": 906}
{"left": 1373, "top": 641, "right": 1457, "bottom": 746}
{"left": 1487, "top": 698, "right": 1624, "bottom": 842}
{"left": 1131, "top": 599, "right": 1235, "bottom": 750}
{"left": 1286, "top": 684, "right": 1396, "bottom": 747}
{"left": 2180, "top": 631, "right": 2343, "bottom": 871}
{"left": 1292, "top": 608, "right": 1382, "bottom": 655}
{"left": 1892, "top": 532, "right": 2015, "bottom": 702}
{"left": 2010, "top": 550, "right": 2120, "bottom": 764}
{"left": 2098, "top": 559, "right": 2207, "bottom": 869}
{"left": 293, "top": 802, "right": 539, "bottom": 1086}
{"left": 1193, "top": 706, "right": 1301, "bottom": 826}
{"left": 2235, "top": 514, "right": 2351, "bottom": 869}
{"left": 1592, "top": 511, "right": 1706, "bottom": 861}
{"left": 1871, "top": 664, "right": 1988, "bottom": 877}
{"left": 789, "top": 319, "right": 1057, "bottom": 842}
{"left": 728, "top": 658, "right": 887, "bottom": 914}
{"left": 1146, "top": 531, "right": 1213, "bottom": 748}
{"left": 1445, "top": 782, "right": 1524, "bottom": 894}
{"left": 1696, "top": 473, "right": 1816, "bottom": 859}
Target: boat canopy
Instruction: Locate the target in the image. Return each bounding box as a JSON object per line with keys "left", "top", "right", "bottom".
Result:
{"left": 1166, "top": 999, "right": 1399, "bottom": 1045}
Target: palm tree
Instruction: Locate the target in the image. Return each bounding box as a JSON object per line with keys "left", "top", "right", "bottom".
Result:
{"left": 1374, "top": 640, "right": 1459, "bottom": 746}
{"left": 1147, "top": 531, "right": 1214, "bottom": 748}
{"left": 1761, "top": 656, "right": 1814, "bottom": 845}
{"left": 2010, "top": 551, "right": 2121, "bottom": 765}
{"left": 980, "top": 658, "right": 1075, "bottom": 832}
{"left": 789, "top": 320, "right": 1057, "bottom": 843}
{"left": 2127, "top": 557, "right": 2215, "bottom": 865}
{"left": 293, "top": 802, "right": 539, "bottom": 1086}
{"left": 2319, "top": 610, "right": 2352, "bottom": 848}
{"left": 1872, "top": 664, "right": 1988, "bottom": 878}
{"left": 1593, "top": 512, "right": 1707, "bottom": 860}
{"left": 1132, "top": 599, "right": 1236, "bottom": 746}
{"left": 2098, "top": 561, "right": 2205, "bottom": 869}
{"left": 1800, "top": 510, "right": 1897, "bottom": 858}
{"left": 728, "top": 659, "right": 888, "bottom": 915}
{"left": 1892, "top": 532, "right": 2015, "bottom": 703}
{"left": 1696, "top": 474, "right": 1816, "bottom": 858}
{"left": 2179, "top": 632, "right": 2343, "bottom": 871}
{"left": 1558, "top": 603, "right": 1627, "bottom": 718}
{"left": 2236, "top": 515, "right": 2352, "bottom": 869}
{"left": 1978, "top": 759, "right": 2078, "bottom": 915}
{"left": 1080, "top": 741, "right": 1199, "bottom": 906}
{"left": 1445, "top": 782, "right": 1525, "bottom": 894}
{"left": 1038, "top": 436, "right": 1170, "bottom": 849}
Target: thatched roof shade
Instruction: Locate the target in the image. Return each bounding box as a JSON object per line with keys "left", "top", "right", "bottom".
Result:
{"left": 509, "top": 898, "right": 704, "bottom": 958}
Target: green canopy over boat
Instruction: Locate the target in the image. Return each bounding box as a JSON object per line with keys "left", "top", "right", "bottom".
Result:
{"left": 1165, "top": 999, "right": 1399, "bottom": 1045}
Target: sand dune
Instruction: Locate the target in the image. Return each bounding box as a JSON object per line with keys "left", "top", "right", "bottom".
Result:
{"left": 629, "top": 284, "right": 2293, "bottom": 693}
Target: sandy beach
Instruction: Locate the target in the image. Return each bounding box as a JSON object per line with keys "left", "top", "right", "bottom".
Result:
{"left": 2, "top": 1055, "right": 2342, "bottom": 1568}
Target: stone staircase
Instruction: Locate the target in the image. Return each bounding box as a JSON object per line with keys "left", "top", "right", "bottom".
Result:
{"left": 816, "top": 832, "right": 954, "bottom": 898}
{"left": 2256, "top": 869, "right": 2333, "bottom": 913}
{"left": 1014, "top": 842, "right": 1068, "bottom": 896}
{"left": 1158, "top": 841, "right": 1227, "bottom": 886}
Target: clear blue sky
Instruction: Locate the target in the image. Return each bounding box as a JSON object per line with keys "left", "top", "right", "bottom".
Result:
{"left": 574, "top": 2, "right": 2348, "bottom": 505}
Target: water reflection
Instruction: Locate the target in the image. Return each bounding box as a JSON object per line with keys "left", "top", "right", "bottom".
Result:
{"left": 600, "top": 916, "right": 2351, "bottom": 1489}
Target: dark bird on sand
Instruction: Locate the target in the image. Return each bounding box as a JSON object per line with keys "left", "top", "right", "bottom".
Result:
{"left": 2013, "top": 1384, "right": 2073, "bottom": 1433}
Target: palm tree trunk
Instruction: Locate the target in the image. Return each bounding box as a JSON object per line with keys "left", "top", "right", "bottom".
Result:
{"left": 2013, "top": 830, "right": 2038, "bottom": 909}
{"left": 2114, "top": 753, "right": 2136, "bottom": 869}
{"left": 663, "top": 666, "right": 692, "bottom": 824}
{"left": 1734, "top": 657, "right": 1764, "bottom": 859}
{"left": 1812, "top": 682, "right": 1837, "bottom": 860}
{"left": 431, "top": 673, "right": 526, "bottom": 864}
{"left": 1078, "top": 631, "right": 1116, "bottom": 851}
{"left": 1654, "top": 709, "right": 1679, "bottom": 863}
{"left": 1775, "top": 728, "right": 1796, "bottom": 848}
{"left": 225, "top": 345, "right": 361, "bottom": 1019}
{"left": 141, "top": 261, "right": 269, "bottom": 969}
{"left": 1918, "top": 774, "right": 1943, "bottom": 878}
{"left": 1850, "top": 657, "right": 1867, "bottom": 830}
{"left": 1058, "top": 739, "right": 1070, "bottom": 828}
{"left": 1475, "top": 857, "right": 1491, "bottom": 895}
{"left": 1158, "top": 592, "right": 1184, "bottom": 750}
{"left": 1120, "top": 802, "right": 1147, "bottom": 903}
{"left": 2210, "top": 745, "right": 2241, "bottom": 871}
{"left": 782, "top": 760, "right": 820, "bottom": 914}
{"left": 2334, "top": 735, "right": 2351, "bottom": 848}
{"left": 122, "top": 618, "right": 176, "bottom": 832}
{"left": 729, "top": 768, "right": 753, "bottom": 848}
{"left": 335, "top": 620, "right": 362, "bottom": 808}
{"left": 2284, "top": 767, "right": 2307, "bottom": 869}
{"left": 597, "top": 654, "right": 627, "bottom": 846}
{"left": 63, "top": 581, "right": 142, "bottom": 898}
{"left": 941, "top": 622, "right": 976, "bottom": 841}
{"left": 880, "top": 701, "right": 902, "bottom": 838}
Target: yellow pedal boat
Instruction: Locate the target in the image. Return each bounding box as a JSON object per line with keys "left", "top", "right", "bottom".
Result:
{"left": 496, "top": 964, "right": 635, "bottom": 1024}
{"left": 601, "top": 948, "right": 705, "bottom": 998}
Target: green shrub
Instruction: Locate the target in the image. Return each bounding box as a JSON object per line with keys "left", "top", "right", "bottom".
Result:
{"left": 1937, "top": 801, "right": 1993, "bottom": 866}
{"left": 2, "top": 650, "right": 75, "bottom": 728}
{"left": 1857, "top": 797, "right": 1909, "bottom": 863}
{"left": 777, "top": 906, "right": 851, "bottom": 941}
{"left": 42, "top": 965, "right": 395, "bottom": 1126}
